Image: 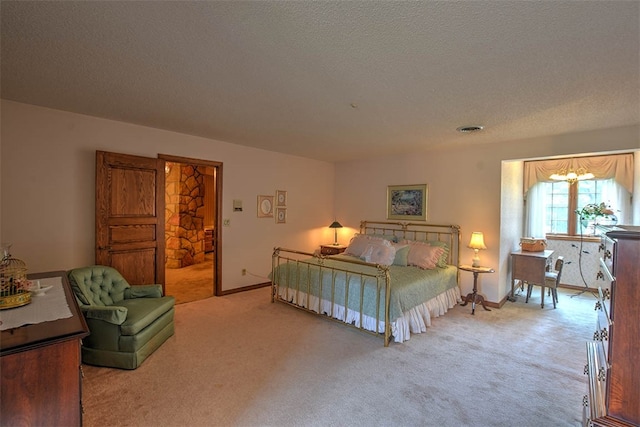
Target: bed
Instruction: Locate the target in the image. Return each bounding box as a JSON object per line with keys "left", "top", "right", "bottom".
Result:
{"left": 271, "top": 221, "right": 461, "bottom": 346}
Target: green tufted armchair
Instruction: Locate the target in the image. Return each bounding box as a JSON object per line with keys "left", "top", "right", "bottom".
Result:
{"left": 67, "top": 265, "right": 175, "bottom": 370}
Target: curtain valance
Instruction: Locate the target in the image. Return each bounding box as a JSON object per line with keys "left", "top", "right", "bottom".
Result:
{"left": 524, "top": 153, "right": 634, "bottom": 194}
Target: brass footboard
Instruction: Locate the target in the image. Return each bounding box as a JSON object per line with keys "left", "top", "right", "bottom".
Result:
{"left": 271, "top": 248, "right": 392, "bottom": 346}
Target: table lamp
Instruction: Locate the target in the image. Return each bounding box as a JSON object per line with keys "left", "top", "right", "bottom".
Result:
{"left": 468, "top": 232, "right": 486, "bottom": 267}
{"left": 329, "top": 221, "right": 343, "bottom": 245}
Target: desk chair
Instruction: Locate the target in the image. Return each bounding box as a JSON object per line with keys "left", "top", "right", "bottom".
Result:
{"left": 526, "top": 256, "right": 564, "bottom": 309}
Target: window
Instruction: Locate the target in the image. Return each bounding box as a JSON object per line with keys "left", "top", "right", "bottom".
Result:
{"left": 529, "top": 178, "right": 624, "bottom": 237}
{"left": 524, "top": 154, "right": 634, "bottom": 238}
{"left": 544, "top": 181, "right": 569, "bottom": 234}
{"left": 539, "top": 180, "right": 608, "bottom": 235}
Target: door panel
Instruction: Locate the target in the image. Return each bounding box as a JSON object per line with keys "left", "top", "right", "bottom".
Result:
{"left": 96, "top": 151, "right": 165, "bottom": 287}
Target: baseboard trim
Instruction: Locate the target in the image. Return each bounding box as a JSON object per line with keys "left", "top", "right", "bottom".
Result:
{"left": 219, "top": 281, "right": 271, "bottom": 296}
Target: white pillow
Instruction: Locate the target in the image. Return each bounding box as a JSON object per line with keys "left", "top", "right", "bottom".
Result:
{"left": 361, "top": 240, "right": 396, "bottom": 266}
{"left": 344, "top": 234, "right": 371, "bottom": 257}
{"left": 345, "top": 234, "right": 391, "bottom": 258}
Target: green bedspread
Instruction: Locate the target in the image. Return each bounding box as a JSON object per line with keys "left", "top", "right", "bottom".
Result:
{"left": 272, "top": 254, "right": 458, "bottom": 321}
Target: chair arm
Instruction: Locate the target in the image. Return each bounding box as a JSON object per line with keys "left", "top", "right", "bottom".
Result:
{"left": 124, "top": 284, "right": 163, "bottom": 299}
{"left": 81, "top": 306, "right": 128, "bottom": 325}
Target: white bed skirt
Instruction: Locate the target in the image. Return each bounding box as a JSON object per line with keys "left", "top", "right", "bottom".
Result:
{"left": 276, "top": 286, "right": 461, "bottom": 343}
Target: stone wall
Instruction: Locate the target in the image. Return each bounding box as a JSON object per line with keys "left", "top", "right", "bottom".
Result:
{"left": 165, "top": 162, "right": 206, "bottom": 268}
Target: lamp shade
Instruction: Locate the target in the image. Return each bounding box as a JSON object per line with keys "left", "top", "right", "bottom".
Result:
{"left": 329, "top": 221, "right": 343, "bottom": 229}
{"left": 468, "top": 232, "right": 487, "bottom": 250}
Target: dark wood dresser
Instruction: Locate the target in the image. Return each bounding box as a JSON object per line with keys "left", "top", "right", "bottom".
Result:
{"left": 1, "top": 271, "right": 89, "bottom": 426}
{"left": 583, "top": 226, "right": 640, "bottom": 426}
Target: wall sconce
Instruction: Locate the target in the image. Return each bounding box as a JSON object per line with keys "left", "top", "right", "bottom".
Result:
{"left": 328, "top": 221, "right": 343, "bottom": 246}
{"left": 468, "top": 232, "right": 487, "bottom": 267}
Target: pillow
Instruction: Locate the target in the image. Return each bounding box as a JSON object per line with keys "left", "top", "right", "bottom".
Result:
{"left": 344, "top": 234, "right": 372, "bottom": 257}
{"left": 427, "top": 241, "right": 450, "bottom": 268}
{"left": 405, "top": 241, "right": 445, "bottom": 270}
{"left": 403, "top": 239, "right": 450, "bottom": 268}
{"left": 391, "top": 243, "right": 410, "bottom": 266}
{"left": 361, "top": 240, "right": 396, "bottom": 266}
{"left": 345, "top": 234, "right": 395, "bottom": 257}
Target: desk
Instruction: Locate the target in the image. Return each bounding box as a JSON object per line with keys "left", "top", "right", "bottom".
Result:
{"left": 510, "top": 249, "right": 554, "bottom": 301}
{"left": 459, "top": 265, "right": 494, "bottom": 315}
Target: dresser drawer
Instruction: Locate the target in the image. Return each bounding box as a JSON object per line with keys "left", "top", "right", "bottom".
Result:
{"left": 599, "top": 236, "right": 616, "bottom": 275}
{"left": 594, "top": 308, "right": 611, "bottom": 362}
{"left": 597, "top": 259, "right": 613, "bottom": 316}
{"left": 584, "top": 341, "right": 608, "bottom": 426}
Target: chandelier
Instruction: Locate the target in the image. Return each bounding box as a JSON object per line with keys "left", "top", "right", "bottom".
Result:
{"left": 550, "top": 167, "right": 594, "bottom": 184}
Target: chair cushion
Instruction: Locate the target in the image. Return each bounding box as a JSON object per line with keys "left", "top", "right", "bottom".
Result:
{"left": 118, "top": 296, "right": 175, "bottom": 336}
{"left": 544, "top": 271, "right": 558, "bottom": 286}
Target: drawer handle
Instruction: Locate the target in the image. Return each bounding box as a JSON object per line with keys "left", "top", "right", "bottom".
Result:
{"left": 582, "top": 395, "right": 589, "bottom": 407}
{"left": 598, "top": 367, "right": 607, "bottom": 382}
{"left": 603, "top": 288, "right": 610, "bottom": 300}
{"left": 584, "top": 364, "right": 589, "bottom": 375}
{"left": 598, "top": 243, "right": 605, "bottom": 252}
{"left": 596, "top": 271, "right": 604, "bottom": 281}
{"left": 593, "top": 328, "right": 608, "bottom": 341}
{"left": 604, "top": 249, "right": 612, "bottom": 260}
{"left": 594, "top": 301, "right": 601, "bottom": 311}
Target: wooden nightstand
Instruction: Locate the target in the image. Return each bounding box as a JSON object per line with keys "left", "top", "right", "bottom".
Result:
{"left": 458, "top": 264, "right": 494, "bottom": 315}
{"left": 320, "top": 244, "right": 347, "bottom": 255}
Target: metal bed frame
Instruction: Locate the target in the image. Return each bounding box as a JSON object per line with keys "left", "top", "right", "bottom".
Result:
{"left": 271, "top": 221, "right": 461, "bottom": 346}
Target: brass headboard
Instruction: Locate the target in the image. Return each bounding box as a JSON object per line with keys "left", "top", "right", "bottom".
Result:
{"left": 359, "top": 220, "right": 461, "bottom": 267}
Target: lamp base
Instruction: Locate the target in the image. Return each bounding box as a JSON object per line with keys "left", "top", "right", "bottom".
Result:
{"left": 472, "top": 250, "right": 481, "bottom": 268}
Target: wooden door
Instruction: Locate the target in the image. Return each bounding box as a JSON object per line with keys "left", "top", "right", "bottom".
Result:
{"left": 95, "top": 151, "right": 165, "bottom": 287}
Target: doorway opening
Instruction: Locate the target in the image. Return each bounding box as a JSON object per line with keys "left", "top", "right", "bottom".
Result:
{"left": 160, "top": 154, "right": 223, "bottom": 304}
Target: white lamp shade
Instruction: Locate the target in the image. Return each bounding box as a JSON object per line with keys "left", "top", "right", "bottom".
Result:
{"left": 468, "top": 232, "right": 487, "bottom": 250}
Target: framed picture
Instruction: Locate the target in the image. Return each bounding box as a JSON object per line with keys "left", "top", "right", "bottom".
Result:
{"left": 276, "top": 190, "right": 287, "bottom": 207}
{"left": 257, "top": 195, "right": 274, "bottom": 218}
{"left": 276, "top": 207, "right": 287, "bottom": 224}
{"left": 387, "top": 184, "right": 427, "bottom": 221}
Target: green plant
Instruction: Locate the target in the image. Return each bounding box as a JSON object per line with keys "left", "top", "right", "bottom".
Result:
{"left": 576, "top": 202, "right": 615, "bottom": 220}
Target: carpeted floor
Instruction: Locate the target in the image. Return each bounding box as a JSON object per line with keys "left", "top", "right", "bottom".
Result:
{"left": 165, "top": 253, "right": 215, "bottom": 304}
{"left": 81, "top": 286, "right": 595, "bottom": 427}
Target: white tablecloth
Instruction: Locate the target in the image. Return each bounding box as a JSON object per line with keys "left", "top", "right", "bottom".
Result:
{"left": 0, "top": 276, "right": 73, "bottom": 331}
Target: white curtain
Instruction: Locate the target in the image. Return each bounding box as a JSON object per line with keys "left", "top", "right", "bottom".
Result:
{"left": 525, "top": 183, "right": 547, "bottom": 238}
{"left": 601, "top": 179, "right": 632, "bottom": 225}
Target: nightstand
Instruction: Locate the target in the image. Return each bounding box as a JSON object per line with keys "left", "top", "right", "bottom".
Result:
{"left": 458, "top": 264, "right": 494, "bottom": 315}
{"left": 320, "top": 244, "right": 347, "bottom": 255}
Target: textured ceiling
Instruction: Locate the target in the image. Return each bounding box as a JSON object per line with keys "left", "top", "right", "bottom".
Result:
{"left": 2, "top": 1, "right": 639, "bottom": 162}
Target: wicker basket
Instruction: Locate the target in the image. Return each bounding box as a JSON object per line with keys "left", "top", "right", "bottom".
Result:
{"left": 520, "top": 238, "right": 547, "bottom": 252}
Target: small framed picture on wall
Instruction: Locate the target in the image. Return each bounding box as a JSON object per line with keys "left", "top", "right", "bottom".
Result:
{"left": 257, "top": 195, "right": 274, "bottom": 218}
{"left": 276, "top": 190, "right": 287, "bottom": 207}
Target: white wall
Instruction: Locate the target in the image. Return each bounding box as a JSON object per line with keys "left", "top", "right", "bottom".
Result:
{"left": 0, "top": 100, "right": 336, "bottom": 291}
{"left": 335, "top": 126, "right": 640, "bottom": 303}
{"left": 2, "top": 100, "right": 638, "bottom": 300}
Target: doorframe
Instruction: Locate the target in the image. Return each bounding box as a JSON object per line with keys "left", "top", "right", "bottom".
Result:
{"left": 158, "top": 154, "right": 223, "bottom": 296}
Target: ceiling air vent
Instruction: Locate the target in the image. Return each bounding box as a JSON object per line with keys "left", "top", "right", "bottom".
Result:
{"left": 456, "top": 125, "right": 484, "bottom": 133}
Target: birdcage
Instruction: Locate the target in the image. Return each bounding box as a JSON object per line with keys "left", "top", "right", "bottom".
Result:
{"left": 0, "top": 244, "right": 31, "bottom": 309}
